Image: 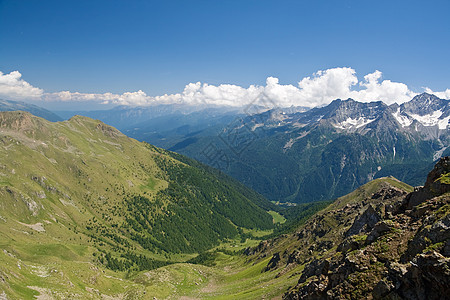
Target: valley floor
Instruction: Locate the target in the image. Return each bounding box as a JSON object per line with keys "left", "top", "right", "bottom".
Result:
{"left": 0, "top": 239, "right": 300, "bottom": 299}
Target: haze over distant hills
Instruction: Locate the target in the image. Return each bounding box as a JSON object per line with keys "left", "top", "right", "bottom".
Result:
{"left": 0, "top": 99, "right": 62, "bottom": 122}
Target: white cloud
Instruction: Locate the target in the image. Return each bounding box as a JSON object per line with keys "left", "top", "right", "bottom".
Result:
{"left": 0, "top": 71, "right": 44, "bottom": 99}
{"left": 350, "top": 70, "right": 416, "bottom": 104}
{"left": 177, "top": 82, "right": 262, "bottom": 106}
{"left": 44, "top": 90, "right": 152, "bottom": 105}
{"left": 260, "top": 76, "right": 304, "bottom": 107}
{"left": 424, "top": 87, "right": 450, "bottom": 100}
{"left": 0, "top": 68, "right": 448, "bottom": 108}
{"left": 296, "top": 67, "right": 358, "bottom": 106}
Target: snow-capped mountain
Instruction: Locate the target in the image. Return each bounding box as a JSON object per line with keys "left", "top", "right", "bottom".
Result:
{"left": 246, "top": 93, "right": 449, "bottom": 134}
{"left": 165, "top": 93, "right": 450, "bottom": 203}
{"left": 395, "top": 93, "right": 450, "bottom": 131}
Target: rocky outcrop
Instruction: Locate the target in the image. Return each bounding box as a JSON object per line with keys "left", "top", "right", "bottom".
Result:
{"left": 284, "top": 158, "right": 450, "bottom": 299}
{"left": 345, "top": 205, "right": 381, "bottom": 237}
{"left": 397, "top": 251, "right": 450, "bottom": 299}
{"left": 405, "top": 156, "right": 450, "bottom": 209}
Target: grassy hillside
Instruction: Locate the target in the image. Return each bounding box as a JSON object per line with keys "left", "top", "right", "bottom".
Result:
{"left": 0, "top": 111, "right": 277, "bottom": 298}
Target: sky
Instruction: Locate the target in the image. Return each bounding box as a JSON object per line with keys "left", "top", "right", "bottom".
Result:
{"left": 0, "top": 0, "right": 449, "bottom": 110}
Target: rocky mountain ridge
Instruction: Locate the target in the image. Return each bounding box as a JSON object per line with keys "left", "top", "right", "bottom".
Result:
{"left": 244, "top": 93, "right": 449, "bottom": 142}
{"left": 244, "top": 157, "right": 450, "bottom": 299}
{"left": 167, "top": 93, "right": 450, "bottom": 203}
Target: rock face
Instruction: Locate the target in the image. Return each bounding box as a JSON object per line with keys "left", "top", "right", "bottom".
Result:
{"left": 281, "top": 157, "right": 450, "bottom": 299}
{"left": 345, "top": 205, "right": 381, "bottom": 237}
{"left": 241, "top": 158, "right": 449, "bottom": 300}
{"left": 405, "top": 156, "right": 450, "bottom": 209}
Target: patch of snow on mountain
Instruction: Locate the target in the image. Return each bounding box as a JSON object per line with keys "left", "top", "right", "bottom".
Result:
{"left": 334, "top": 117, "right": 376, "bottom": 129}
{"left": 251, "top": 123, "right": 264, "bottom": 131}
{"left": 392, "top": 109, "right": 412, "bottom": 127}
{"left": 284, "top": 138, "right": 295, "bottom": 150}
{"left": 437, "top": 116, "right": 450, "bottom": 130}
{"left": 434, "top": 146, "right": 448, "bottom": 161}
{"left": 409, "top": 110, "right": 443, "bottom": 127}
{"left": 316, "top": 115, "right": 324, "bottom": 121}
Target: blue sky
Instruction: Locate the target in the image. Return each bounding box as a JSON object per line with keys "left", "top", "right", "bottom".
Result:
{"left": 0, "top": 0, "right": 449, "bottom": 109}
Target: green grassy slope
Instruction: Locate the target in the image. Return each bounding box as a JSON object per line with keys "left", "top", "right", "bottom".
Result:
{"left": 0, "top": 111, "right": 276, "bottom": 298}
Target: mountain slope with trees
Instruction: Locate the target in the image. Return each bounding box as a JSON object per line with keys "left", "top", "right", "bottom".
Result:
{"left": 0, "top": 111, "right": 276, "bottom": 298}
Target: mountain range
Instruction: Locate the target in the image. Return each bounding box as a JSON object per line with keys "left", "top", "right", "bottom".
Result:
{"left": 148, "top": 93, "right": 450, "bottom": 203}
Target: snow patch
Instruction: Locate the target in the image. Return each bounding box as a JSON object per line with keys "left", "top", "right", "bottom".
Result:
{"left": 284, "top": 138, "right": 295, "bottom": 150}
{"left": 434, "top": 146, "right": 448, "bottom": 161}
{"left": 251, "top": 123, "right": 264, "bottom": 131}
{"left": 392, "top": 109, "right": 412, "bottom": 127}
{"left": 408, "top": 110, "right": 449, "bottom": 129}
{"left": 334, "top": 117, "right": 376, "bottom": 129}
{"left": 437, "top": 116, "right": 450, "bottom": 130}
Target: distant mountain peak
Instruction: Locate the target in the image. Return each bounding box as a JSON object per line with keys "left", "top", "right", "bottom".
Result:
{"left": 405, "top": 92, "right": 448, "bottom": 110}
{"left": 411, "top": 92, "right": 440, "bottom": 102}
{"left": 0, "top": 99, "right": 63, "bottom": 122}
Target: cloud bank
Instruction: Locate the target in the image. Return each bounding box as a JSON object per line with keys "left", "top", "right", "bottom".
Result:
{"left": 0, "top": 68, "right": 448, "bottom": 108}
{"left": 0, "top": 71, "right": 44, "bottom": 100}
{"left": 424, "top": 87, "right": 450, "bottom": 100}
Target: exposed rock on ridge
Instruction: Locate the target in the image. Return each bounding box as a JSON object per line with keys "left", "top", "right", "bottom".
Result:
{"left": 244, "top": 158, "right": 449, "bottom": 299}
{"left": 282, "top": 157, "right": 450, "bottom": 299}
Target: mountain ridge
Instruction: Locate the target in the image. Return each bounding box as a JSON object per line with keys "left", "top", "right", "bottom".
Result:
{"left": 0, "top": 99, "right": 62, "bottom": 122}
{"left": 158, "top": 93, "right": 450, "bottom": 203}
{"left": 0, "top": 111, "right": 275, "bottom": 265}
{"left": 241, "top": 158, "right": 449, "bottom": 299}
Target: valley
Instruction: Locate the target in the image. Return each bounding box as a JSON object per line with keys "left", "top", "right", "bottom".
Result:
{"left": 0, "top": 105, "right": 448, "bottom": 299}
{"left": 0, "top": 111, "right": 327, "bottom": 299}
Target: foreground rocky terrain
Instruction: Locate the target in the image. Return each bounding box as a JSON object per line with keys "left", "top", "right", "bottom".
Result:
{"left": 245, "top": 157, "right": 450, "bottom": 299}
